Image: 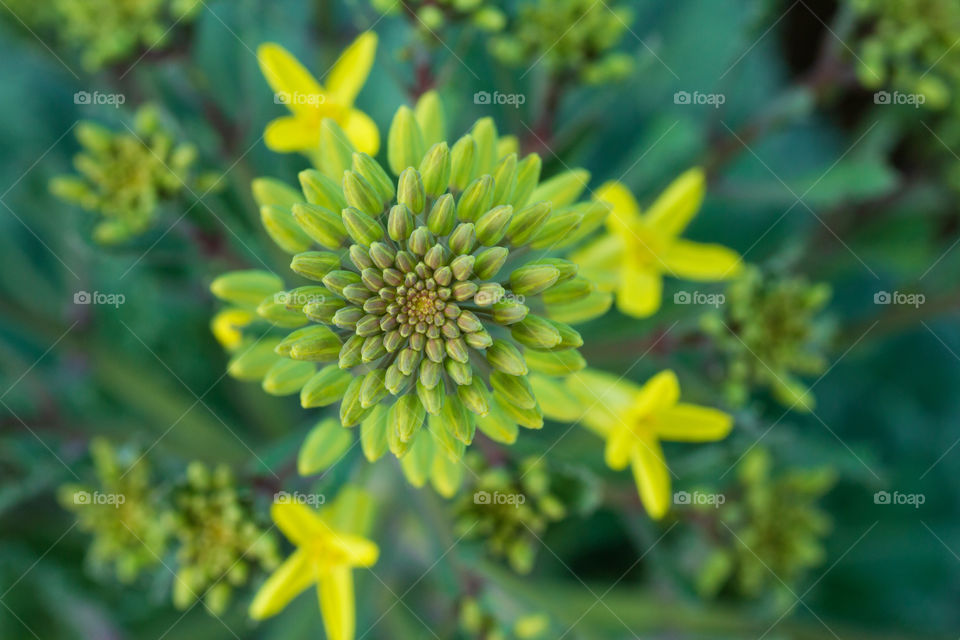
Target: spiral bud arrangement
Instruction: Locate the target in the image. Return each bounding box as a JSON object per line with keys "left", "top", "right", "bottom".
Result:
{"left": 212, "top": 94, "right": 613, "bottom": 491}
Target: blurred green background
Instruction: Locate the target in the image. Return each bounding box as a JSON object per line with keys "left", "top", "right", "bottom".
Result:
{"left": 1, "top": 0, "right": 958, "bottom": 638}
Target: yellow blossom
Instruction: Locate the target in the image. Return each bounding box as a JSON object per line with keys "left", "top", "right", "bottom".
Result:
{"left": 572, "top": 169, "right": 742, "bottom": 318}
{"left": 257, "top": 32, "right": 380, "bottom": 156}
{"left": 568, "top": 369, "right": 733, "bottom": 519}
{"left": 210, "top": 308, "right": 256, "bottom": 351}
{"left": 250, "top": 499, "right": 378, "bottom": 640}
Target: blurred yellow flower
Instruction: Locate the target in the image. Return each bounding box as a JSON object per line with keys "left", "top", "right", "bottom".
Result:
{"left": 568, "top": 369, "right": 733, "bottom": 519}
{"left": 572, "top": 168, "right": 742, "bottom": 318}
{"left": 250, "top": 500, "right": 379, "bottom": 640}
{"left": 258, "top": 32, "right": 380, "bottom": 156}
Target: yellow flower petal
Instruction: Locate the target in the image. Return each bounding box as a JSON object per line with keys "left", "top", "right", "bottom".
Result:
{"left": 566, "top": 369, "right": 640, "bottom": 437}
{"left": 661, "top": 239, "right": 742, "bottom": 281}
{"left": 615, "top": 265, "right": 662, "bottom": 318}
{"left": 249, "top": 549, "right": 316, "bottom": 619}
{"left": 570, "top": 233, "right": 623, "bottom": 292}
{"left": 257, "top": 43, "right": 326, "bottom": 117}
{"left": 655, "top": 403, "right": 734, "bottom": 442}
{"left": 318, "top": 566, "right": 355, "bottom": 640}
{"left": 644, "top": 167, "right": 705, "bottom": 238}
{"left": 211, "top": 308, "right": 255, "bottom": 351}
{"left": 271, "top": 501, "right": 327, "bottom": 545}
{"left": 632, "top": 370, "right": 680, "bottom": 417}
{"left": 340, "top": 108, "right": 381, "bottom": 155}
{"left": 630, "top": 437, "right": 671, "bottom": 519}
{"left": 595, "top": 181, "right": 642, "bottom": 238}
{"left": 326, "top": 32, "right": 378, "bottom": 107}
{"left": 264, "top": 116, "right": 321, "bottom": 153}
{"left": 327, "top": 532, "right": 380, "bottom": 568}
{"left": 604, "top": 426, "right": 633, "bottom": 470}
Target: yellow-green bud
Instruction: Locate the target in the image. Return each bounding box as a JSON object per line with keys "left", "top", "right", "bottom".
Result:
{"left": 341, "top": 207, "right": 384, "bottom": 246}
{"left": 211, "top": 270, "right": 283, "bottom": 307}
{"left": 388, "top": 203, "right": 415, "bottom": 242}
{"left": 339, "top": 376, "right": 367, "bottom": 426}
{"left": 450, "top": 134, "right": 477, "bottom": 190}
{"left": 471, "top": 117, "right": 498, "bottom": 175}
{"left": 414, "top": 90, "right": 446, "bottom": 147}
{"left": 252, "top": 177, "right": 302, "bottom": 208}
{"left": 228, "top": 340, "right": 281, "bottom": 380}
{"left": 288, "top": 326, "right": 342, "bottom": 361}
{"left": 491, "top": 153, "right": 518, "bottom": 205}
{"left": 457, "top": 175, "right": 494, "bottom": 222}
{"left": 299, "top": 169, "right": 347, "bottom": 211}
{"left": 449, "top": 223, "right": 477, "bottom": 255}
{"left": 392, "top": 393, "right": 425, "bottom": 442}
{"left": 475, "top": 204, "right": 513, "bottom": 245}
{"left": 416, "top": 378, "right": 444, "bottom": 415}
{"left": 343, "top": 171, "right": 384, "bottom": 217}
{"left": 397, "top": 167, "right": 426, "bottom": 214}
{"left": 387, "top": 106, "right": 425, "bottom": 175}
{"left": 360, "top": 369, "right": 388, "bottom": 408}
{"left": 318, "top": 119, "right": 355, "bottom": 180}
{"left": 510, "top": 154, "right": 541, "bottom": 207}
{"left": 352, "top": 152, "right": 395, "bottom": 203}
{"left": 474, "top": 247, "right": 509, "bottom": 279}
{"left": 490, "top": 371, "right": 536, "bottom": 409}
{"left": 261, "top": 205, "right": 313, "bottom": 254}
{"left": 427, "top": 193, "right": 456, "bottom": 235}
{"left": 506, "top": 201, "right": 552, "bottom": 245}
{"left": 492, "top": 300, "right": 529, "bottom": 324}
{"left": 301, "top": 365, "right": 353, "bottom": 407}
{"left": 511, "top": 315, "right": 561, "bottom": 350}
{"left": 256, "top": 297, "right": 308, "bottom": 328}
{"left": 445, "top": 358, "right": 473, "bottom": 385}
{"left": 419, "top": 142, "right": 451, "bottom": 198}
{"left": 457, "top": 376, "right": 490, "bottom": 416}
{"left": 290, "top": 251, "right": 340, "bottom": 281}
{"left": 338, "top": 334, "right": 364, "bottom": 368}
{"left": 530, "top": 209, "right": 585, "bottom": 249}
{"left": 510, "top": 264, "right": 560, "bottom": 296}
{"left": 495, "top": 396, "right": 543, "bottom": 430}
{"left": 486, "top": 340, "right": 528, "bottom": 376}
{"left": 543, "top": 277, "right": 594, "bottom": 305}
{"left": 292, "top": 203, "right": 347, "bottom": 249}
{"left": 322, "top": 269, "right": 362, "bottom": 296}
{"left": 524, "top": 348, "right": 586, "bottom": 375}
{"left": 262, "top": 359, "right": 315, "bottom": 396}
{"left": 528, "top": 168, "right": 589, "bottom": 208}
{"left": 441, "top": 394, "right": 474, "bottom": 444}
{"left": 360, "top": 406, "right": 389, "bottom": 462}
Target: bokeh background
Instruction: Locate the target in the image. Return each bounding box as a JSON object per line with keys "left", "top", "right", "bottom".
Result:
{"left": 1, "top": 0, "right": 958, "bottom": 638}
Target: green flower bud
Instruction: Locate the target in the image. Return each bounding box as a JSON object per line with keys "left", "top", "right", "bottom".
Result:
{"left": 387, "top": 106, "right": 425, "bottom": 175}
{"left": 338, "top": 334, "right": 364, "bottom": 368}
{"left": 260, "top": 205, "right": 313, "bottom": 254}
{"left": 288, "top": 326, "right": 342, "bottom": 361}
{"left": 510, "top": 264, "right": 560, "bottom": 296}
{"left": 385, "top": 362, "right": 411, "bottom": 395}
{"left": 340, "top": 376, "right": 368, "bottom": 426}
{"left": 449, "top": 134, "right": 477, "bottom": 190}
{"left": 450, "top": 254, "right": 476, "bottom": 281}
{"left": 545, "top": 289, "right": 613, "bottom": 324}
{"left": 341, "top": 207, "right": 385, "bottom": 246}
{"left": 471, "top": 117, "right": 498, "bottom": 175}
{"left": 475, "top": 204, "right": 513, "bottom": 245}
{"left": 492, "top": 300, "right": 529, "bottom": 324}
{"left": 322, "top": 269, "right": 362, "bottom": 296}
{"left": 457, "top": 175, "right": 495, "bottom": 221}
{"left": 420, "top": 142, "right": 451, "bottom": 197}
{"left": 524, "top": 348, "right": 586, "bottom": 375}
{"left": 318, "top": 119, "right": 355, "bottom": 180}
{"left": 445, "top": 359, "right": 473, "bottom": 385}
{"left": 474, "top": 247, "right": 509, "bottom": 280}
{"left": 299, "top": 169, "right": 348, "bottom": 211}
{"left": 506, "top": 201, "right": 552, "bottom": 245}
{"left": 361, "top": 335, "right": 387, "bottom": 362}
{"left": 228, "top": 340, "right": 282, "bottom": 380}
{"left": 292, "top": 202, "right": 347, "bottom": 249}
{"left": 491, "top": 153, "right": 518, "bottom": 205}
{"left": 476, "top": 405, "right": 518, "bottom": 444}
{"left": 290, "top": 251, "right": 340, "bottom": 281}
{"left": 301, "top": 365, "right": 353, "bottom": 407}
{"left": 414, "top": 90, "right": 447, "bottom": 147}
{"left": 397, "top": 167, "right": 426, "bottom": 214}
{"left": 262, "top": 359, "right": 315, "bottom": 396}
{"left": 441, "top": 394, "right": 474, "bottom": 444}
{"left": 511, "top": 315, "right": 561, "bottom": 349}
{"left": 490, "top": 371, "right": 537, "bottom": 409}
{"left": 343, "top": 171, "right": 384, "bottom": 217}
{"left": 360, "top": 369, "right": 388, "bottom": 408}
{"left": 550, "top": 319, "right": 583, "bottom": 349}
{"left": 427, "top": 193, "right": 456, "bottom": 235}
{"left": 352, "top": 152, "right": 395, "bottom": 203}
{"left": 419, "top": 359, "right": 443, "bottom": 389}
{"left": 475, "top": 282, "right": 505, "bottom": 307}
{"left": 543, "top": 277, "right": 594, "bottom": 304}
{"left": 392, "top": 393, "right": 425, "bottom": 442}
{"left": 256, "top": 297, "right": 308, "bottom": 327}
{"left": 530, "top": 209, "right": 585, "bottom": 249}
{"left": 417, "top": 378, "right": 445, "bottom": 415}
{"left": 495, "top": 396, "right": 543, "bottom": 430}
{"left": 211, "top": 270, "right": 283, "bottom": 307}
{"left": 445, "top": 336, "right": 470, "bottom": 364}
{"left": 449, "top": 223, "right": 477, "bottom": 255}
{"left": 510, "top": 154, "right": 542, "bottom": 207}
{"left": 388, "top": 203, "right": 415, "bottom": 242}
{"left": 457, "top": 376, "right": 490, "bottom": 416}
{"left": 360, "top": 406, "right": 389, "bottom": 462}
{"left": 528, "top": 168, "right": 589, "bottom": 208}
{"left": 332, "top": 305, "right": 363, "bottom": 329}
{"left": 486, "top": 340, "right": 528, "bottom": 376}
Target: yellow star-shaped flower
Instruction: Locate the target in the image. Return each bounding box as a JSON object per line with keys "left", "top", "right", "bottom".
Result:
{"left": 569, "top": 369, "right": 733, "bottom": 519}
{"left": 572, "top": 168, "right": 742, "bottom": 318}
{"left": 250, "top": 500, "right": 379, "bottom": 640}
{"left": 257, "top": 32, "right": 380, "bottom": 156}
